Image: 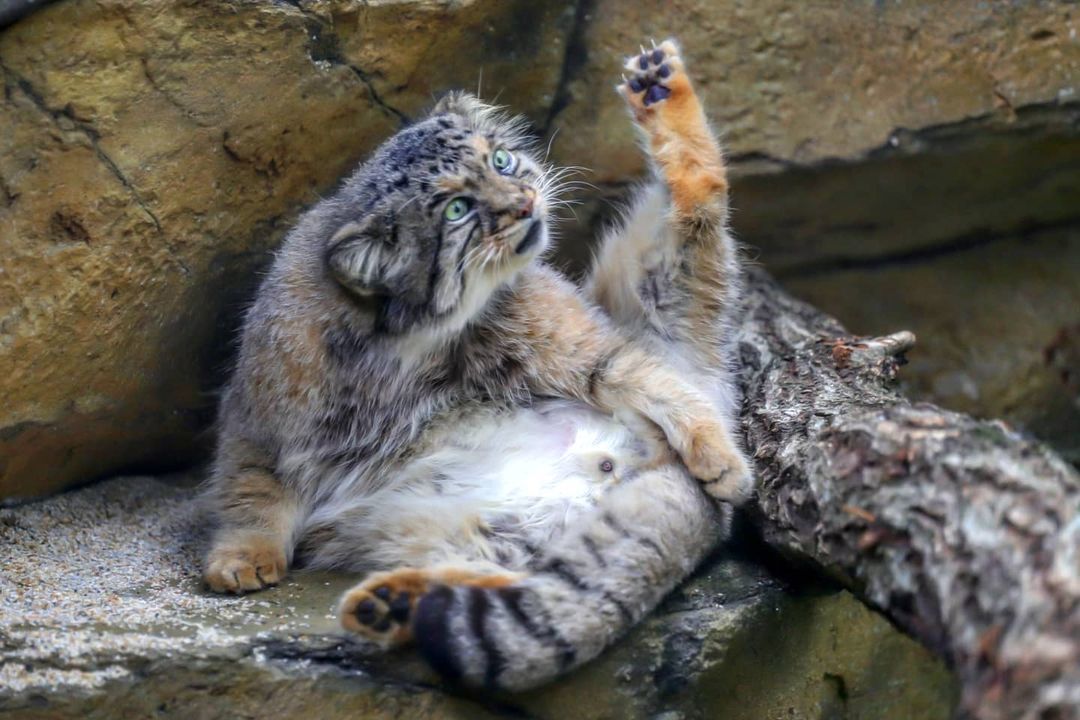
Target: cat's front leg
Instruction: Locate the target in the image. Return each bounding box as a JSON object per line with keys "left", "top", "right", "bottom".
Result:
{"left": 515, "top": 269, "right": 752, "bottom": 503}
{"left": 590, "top": 345, "right": 753, "bottom": 503}
{"left": 203, "top": 439, "right": 297, "bottom": 593}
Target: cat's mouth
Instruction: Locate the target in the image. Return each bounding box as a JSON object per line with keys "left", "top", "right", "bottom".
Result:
{"left": 514, "top": 220, "right": 544, "bottom": 255}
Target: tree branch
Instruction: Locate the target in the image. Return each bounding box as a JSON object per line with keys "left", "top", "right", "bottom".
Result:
{"left": 737, "top": 268, "right": 1080, "bottom": 720}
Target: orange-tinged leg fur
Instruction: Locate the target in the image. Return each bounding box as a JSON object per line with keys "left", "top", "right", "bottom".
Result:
{"left": 339, "top": 566, "right": 525, "bottom": 647}
{"left": 619, "top": 40, "right": 728, "bottom": 217}
{"left": 606, "top": 39, "right": 752, "bottom": 502}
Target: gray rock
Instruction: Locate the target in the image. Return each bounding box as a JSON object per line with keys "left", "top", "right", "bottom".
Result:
{"left": 0, "top": 475, "right": 957, "bottom": 719}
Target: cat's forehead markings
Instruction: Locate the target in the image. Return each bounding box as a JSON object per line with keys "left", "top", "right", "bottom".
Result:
{"left": 436, "top": 176, "right": 467, "bottom": 193}
{"left": 470, "top": 135, "right": 491, "bottom": 157}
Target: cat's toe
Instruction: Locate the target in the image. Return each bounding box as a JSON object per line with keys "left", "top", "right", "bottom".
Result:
{"left": 679, "top": 424, "right": 755, "bottom": 505}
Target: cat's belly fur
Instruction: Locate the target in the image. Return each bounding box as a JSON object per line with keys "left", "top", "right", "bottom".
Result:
{"left": 301, "top": 400, "right": 650, "bottom": 572}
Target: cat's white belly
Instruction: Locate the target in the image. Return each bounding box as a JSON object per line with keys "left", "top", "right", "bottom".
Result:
{"left": 302, "top": 400, "right": 652, "bottom": 571}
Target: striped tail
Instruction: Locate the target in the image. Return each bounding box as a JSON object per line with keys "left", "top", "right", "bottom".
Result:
{"left": 411, "top": 464, "right": 727, "bottom": 690}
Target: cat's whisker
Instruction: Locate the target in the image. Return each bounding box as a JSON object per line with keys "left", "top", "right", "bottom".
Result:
{"left": 548, "top": 180, "right": 599, "bottom": 192}
{"left": 543, "top": 128, "right": 560, "bottom": 162}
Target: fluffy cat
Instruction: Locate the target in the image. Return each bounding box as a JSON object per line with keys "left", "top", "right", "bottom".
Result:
{"left": 203, "top": 38, "right": 751, "bottom": 690}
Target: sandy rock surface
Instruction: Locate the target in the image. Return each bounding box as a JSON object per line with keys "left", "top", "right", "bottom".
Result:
{"left": 0, "top": 474, "right": 957, "bottom": 719}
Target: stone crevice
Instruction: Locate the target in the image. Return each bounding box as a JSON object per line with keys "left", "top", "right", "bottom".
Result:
{"left": 287, "top": 5, "right": 412, "bottom": 127}
{"left": 539, "top": 0, "right": 594, "bottom": 137}
{"left": 347, "top": 63, "right": 411, "bottom": 127}
{"left": 728, "top": 100, "right": 1080, "bottom": 172}
{"left": 137, "top": 58, "right": 213, "bottom": 129}
{"left": 780, "top": 214, "right": 1080, "bottom": 279}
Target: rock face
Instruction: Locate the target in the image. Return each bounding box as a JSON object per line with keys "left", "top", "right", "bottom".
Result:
{"left": 0, "top": 475, "right": 958, "bottom": 719}
{"left": 0, "top": 1, "right": 1076, "bottom": 494}
{"left": 0, "top": 0, "right": 577, "bottom": 499}
{"left": 736, "top": 107, "right": 1080, "bottom": 465}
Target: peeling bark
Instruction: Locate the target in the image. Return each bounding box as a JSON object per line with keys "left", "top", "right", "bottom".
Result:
{"left": 737, "top": 268, "right": 1080, "bottom": 720}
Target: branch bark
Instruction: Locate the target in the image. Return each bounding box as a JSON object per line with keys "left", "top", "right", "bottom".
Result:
{"left": 737, "top": 268, "right": 1080, "bottom": 720}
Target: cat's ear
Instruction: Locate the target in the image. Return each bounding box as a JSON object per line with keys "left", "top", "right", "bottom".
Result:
{"left": 325, "top": 215, "right": 397, "bottom": 298}
{"left": 432, "top": 91, "right": 490, "bottom": 124}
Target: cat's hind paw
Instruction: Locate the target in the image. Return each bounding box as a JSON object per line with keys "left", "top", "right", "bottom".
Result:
{"left": 339, "top": 566, "right": 525, "bottom": 649}
{"left": 339, "top": 568, "right": 429, "bottom": 648}
{"left": 618, "top": 39, "right": 689, "bottom": 112}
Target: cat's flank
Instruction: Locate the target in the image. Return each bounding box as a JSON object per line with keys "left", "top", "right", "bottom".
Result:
{"left": 203, "top": 39, "right": 751, "bottom": 690}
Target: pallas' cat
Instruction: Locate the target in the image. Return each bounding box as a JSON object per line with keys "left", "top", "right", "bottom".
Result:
{"left": 204, "top": 39, "right": 752, "bottom": 690}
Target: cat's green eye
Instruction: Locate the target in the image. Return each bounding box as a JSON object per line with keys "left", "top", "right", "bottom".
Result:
{"left": 492, "top": 148, "right": 514, "bottom": 174}
{"left": 444, "top": 197, "right": 473, "bottom": 222}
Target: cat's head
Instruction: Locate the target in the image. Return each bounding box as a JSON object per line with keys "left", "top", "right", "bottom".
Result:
{"left": 320, "top": 93, "right": 559, "bottom": 335}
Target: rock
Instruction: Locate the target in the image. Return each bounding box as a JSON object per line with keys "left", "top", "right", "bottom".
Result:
{"left": 0, "top": 475, "right": 958, "bottom": 718}
{"left": 1, "top": 0, "right": 1076, "bottom": 496}
{"left": 546, "top": 0, "right": 1078, "bottom": 182}
{"left": 736, "top": 106, "right": 1080, "bottom": 464}
{"left": 0, "top": 0, "right": 577, "bottom": 500}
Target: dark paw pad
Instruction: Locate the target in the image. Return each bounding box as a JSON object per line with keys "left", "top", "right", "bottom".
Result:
{"left": 350, "top": 585, "right": 414, "bottom": 633}
{"left": 353, "top": 599, "right": 378, "bottom": 625}
{"left": 625, "top": 42, "right": 676, "bottom": 107}
{"left": 389, "top": 592, "right": 412, "bottom": 622}
{"left": 645, "top": 85, "right": 671, "bottom": 105}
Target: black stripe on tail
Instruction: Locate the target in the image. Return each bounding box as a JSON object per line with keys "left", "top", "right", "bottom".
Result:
{"left": 412, "top": 585, "right": 463, "bottom": 682}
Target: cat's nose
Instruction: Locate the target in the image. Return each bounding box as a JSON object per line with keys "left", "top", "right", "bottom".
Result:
{"left": 516, "top": 190, "right": 535, "bottom": 219}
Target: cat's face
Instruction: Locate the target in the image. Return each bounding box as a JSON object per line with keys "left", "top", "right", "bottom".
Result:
{"left": 324, "top": 93, "right": 559, "bottom": 335}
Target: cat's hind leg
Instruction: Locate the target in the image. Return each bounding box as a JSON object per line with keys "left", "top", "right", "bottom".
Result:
{"left": 403, "top": 463, "right": 725, "bottom": 690}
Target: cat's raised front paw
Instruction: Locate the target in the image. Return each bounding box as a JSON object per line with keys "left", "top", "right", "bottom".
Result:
{"left": 204, "top": 534, "right": 287, "bottom": 594}
{"left": 618, "top": 39, "right": 688, "bottom": 112}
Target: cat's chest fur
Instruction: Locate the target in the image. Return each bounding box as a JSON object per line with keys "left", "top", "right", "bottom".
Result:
{"left": 279, "top": 278, "right": 545, "bottom": 487}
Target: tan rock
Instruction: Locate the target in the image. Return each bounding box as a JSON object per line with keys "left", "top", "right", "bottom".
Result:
{"left": 1, "top": 0, "right": 1076, "bottom": 499}
{"left": 0, "top": 0, "right": 575, "bottom": 499}
{"left": 547, "top": 0, "right": 1079, "bottom": 179}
